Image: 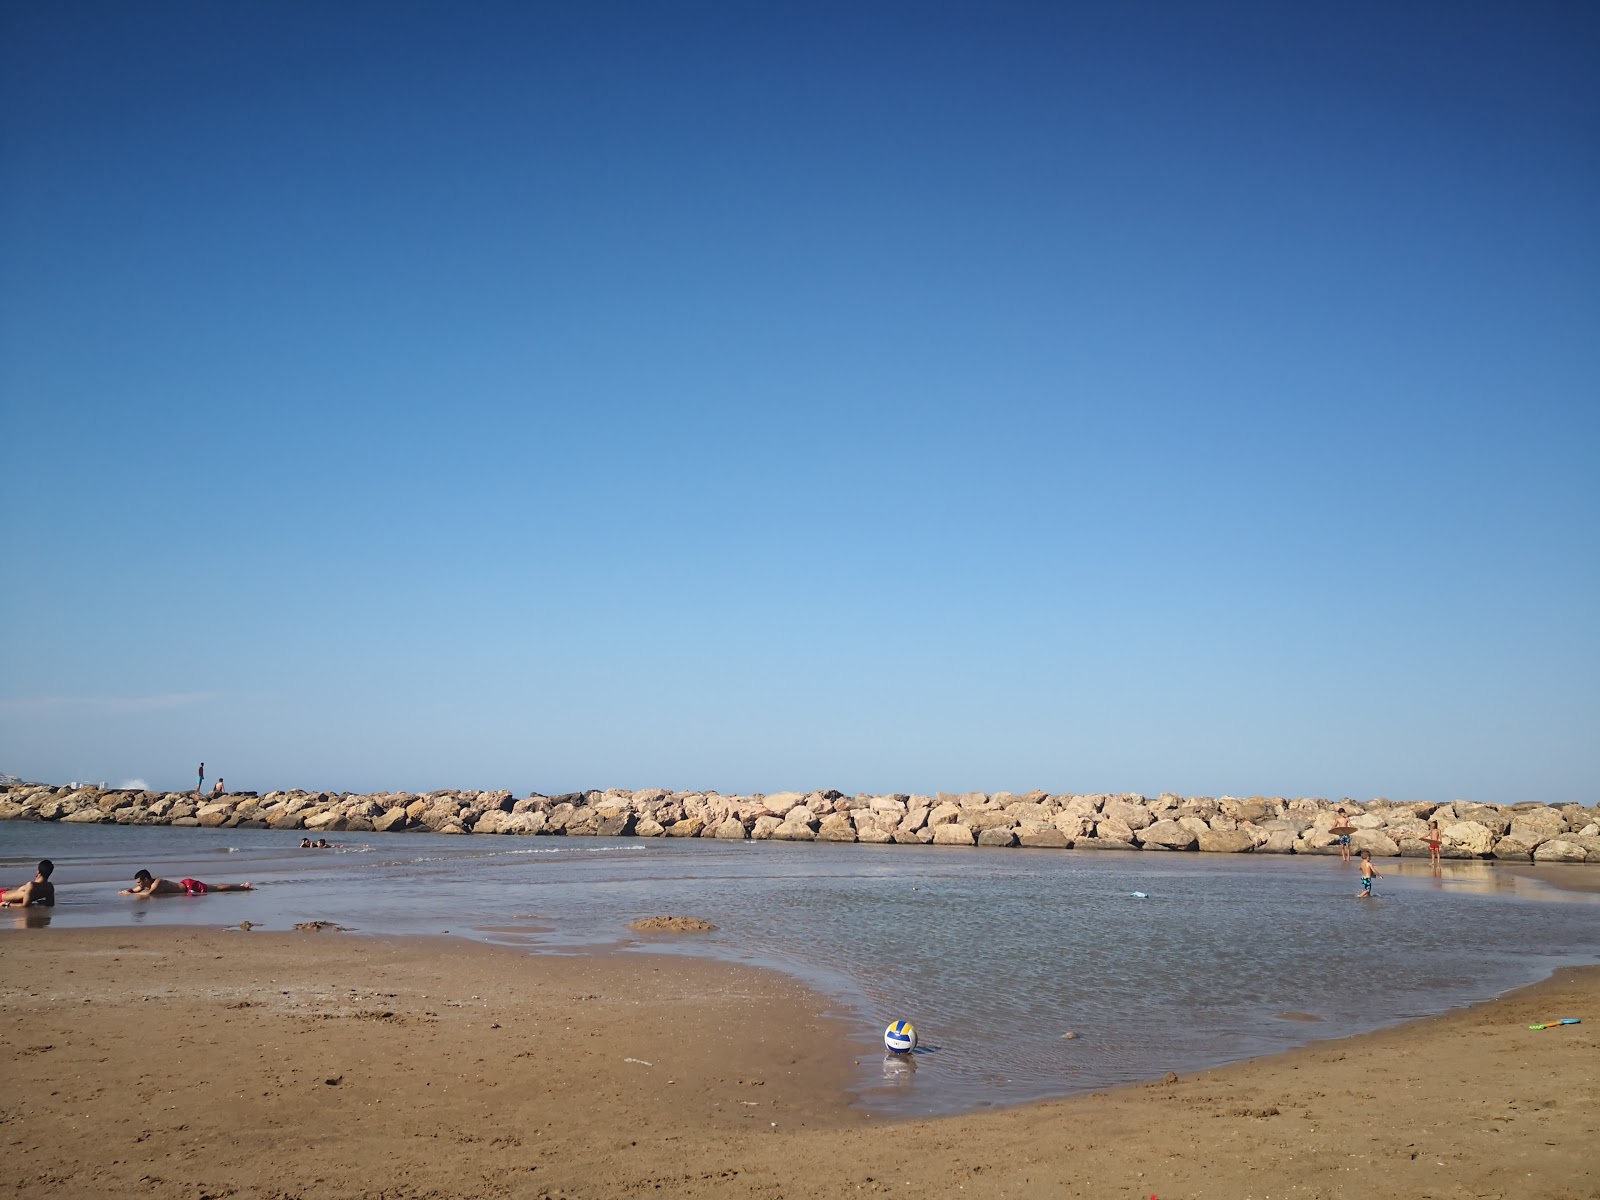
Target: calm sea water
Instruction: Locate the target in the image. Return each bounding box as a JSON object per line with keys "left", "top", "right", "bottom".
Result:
{"left": 4, "top": 821, "right": 1598, "bottom": 1117}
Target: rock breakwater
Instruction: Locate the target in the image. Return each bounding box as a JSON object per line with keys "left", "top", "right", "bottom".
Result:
{"left": 2, "top": 783, "right": 1597, "bottom": 862}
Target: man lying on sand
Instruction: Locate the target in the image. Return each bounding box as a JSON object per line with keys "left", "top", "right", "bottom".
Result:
{"left": 121, "top": 870, "right": 254, "bottom": 897}
{"left": 0, "top": 859, "right": 55, "bottom": 907}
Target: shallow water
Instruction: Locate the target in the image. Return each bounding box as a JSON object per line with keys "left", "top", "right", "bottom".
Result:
{"left": 4, "top": 822, "right": 1598, "bottom": 1117}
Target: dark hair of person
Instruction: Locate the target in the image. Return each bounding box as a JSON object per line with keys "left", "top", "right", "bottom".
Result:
{"left": 134, "top": 869, "right": 153, "bottom": 885}
{"left": 38, "top": 859, "right": 53, "bottom": 878}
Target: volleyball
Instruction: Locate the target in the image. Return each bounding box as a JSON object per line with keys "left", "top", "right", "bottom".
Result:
{"left": 884, "top": 1019, "right": 917, "bottom": 1054}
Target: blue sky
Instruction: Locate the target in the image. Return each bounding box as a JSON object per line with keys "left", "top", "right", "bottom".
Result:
{"left": 2, "top": 1, "right": 1595, "bottom": 802}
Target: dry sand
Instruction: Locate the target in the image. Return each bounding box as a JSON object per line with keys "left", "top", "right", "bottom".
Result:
{"left": 2, "top": 926, "right": 1595, "bottom": 1199}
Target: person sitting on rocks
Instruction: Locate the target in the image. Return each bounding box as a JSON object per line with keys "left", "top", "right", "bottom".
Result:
{"left": 121, "top": 869, "right": 253, "bottom": 897}
{"left": 212, "top": 778, "right": 226, "bottom": 796}
{"left": 0, "top": 859, "right": 55, "bottom": 907}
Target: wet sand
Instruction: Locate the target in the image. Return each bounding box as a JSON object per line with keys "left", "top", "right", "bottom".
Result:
{"left": 2, "top": 927, "right": 1595, "bottom": 1199}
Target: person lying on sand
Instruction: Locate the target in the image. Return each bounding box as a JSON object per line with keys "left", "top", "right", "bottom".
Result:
{"left": 0, "top": 859, "right": 55, "bottom": 907}
{"left": 121, "top": 870, "right": 254, "bottom": 897}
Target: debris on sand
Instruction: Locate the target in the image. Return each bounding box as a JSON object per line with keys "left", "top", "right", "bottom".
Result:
{"left": 293, "top": 921, "right": 348, "bottom": 933}
{"left": 628, "top": 915, "right": 717, "bottom": 933}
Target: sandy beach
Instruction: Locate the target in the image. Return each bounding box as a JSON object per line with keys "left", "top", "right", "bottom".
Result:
{"left": 2, "top": 927, "right": 1595, "bottom": 1200}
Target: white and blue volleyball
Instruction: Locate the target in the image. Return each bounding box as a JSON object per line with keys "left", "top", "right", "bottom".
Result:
{"left": 884, "top": 1019, "right": 917, "bottom": 1054}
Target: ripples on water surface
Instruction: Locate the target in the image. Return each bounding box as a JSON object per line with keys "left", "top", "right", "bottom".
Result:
{"left": 4, "top": 822, "right": 1598, "bottom": 1117}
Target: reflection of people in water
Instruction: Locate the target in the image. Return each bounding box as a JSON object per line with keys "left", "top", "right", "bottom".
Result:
{"left": 122, "top": 870, "right": 254, "bottom": 897}
{"left": 0, "top": 859, "right": 55, "bottom": 907}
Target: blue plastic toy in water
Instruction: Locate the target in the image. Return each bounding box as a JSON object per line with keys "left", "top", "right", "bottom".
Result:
{"left": 1130, "top": 891, "right": 1149, "bottom": 899}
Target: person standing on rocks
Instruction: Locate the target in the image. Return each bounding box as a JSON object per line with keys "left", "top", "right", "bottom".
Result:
{"left": 0, "top": 859, "right": 55, "bottom": 907}
{"left": 196, "top": 762, "right": 205, "bottom": 798}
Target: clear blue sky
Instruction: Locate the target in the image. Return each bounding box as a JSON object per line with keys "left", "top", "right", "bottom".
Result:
{"left": 2, "top": 1, "right": 1595, "bottom": 802}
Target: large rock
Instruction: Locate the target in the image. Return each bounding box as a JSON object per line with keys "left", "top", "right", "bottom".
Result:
{"left": 1138, "top": 820, "right": 1198, "bottom": 850}
{"left": 305, "top": 810, "right": 345, "bottom": 832}
{"left": 1095, "top": 816, "right": 1136, "bottom": 844}
{"left": 931, "top": 823, "right": 975, "bottom": 846}
{"left": 268, "top": 810, "right": 305, "bottom": 830}
{"left": 1533, "top": 840, "right": 1587, "bottom": 863}
{"left": 1018, "top": 827, "right": 1070, "bottom": 848}
{"left": 927, "top": 802, "right": 963, "bottom": 827}
{"left": 474, "top": 809, "right": 513, "bottom": 834}
{"left": 964, "top": 810, "right": 1018, "bottom": 833}
{"left": 665, "top": 818, "right": 705, "bottom": 838}
{"left": 1258, "top": 829, "right": 1298, "bottom": 853}
{"left": 772, "top": 821, "right": 815, "bottom": 841}
{"left": 60, "top": 808, "right": 107, "bottom": 824}
{"left": 374, "top": 807, "right": 411, "bottom": 832}
{"left": 1197, "top": 829, "right": 1255, "bottom": 854}
{"left": 1102, "top": 798, "right": 1153, "bottom": 831}
{"left": 1441, "top": 821, "right": 1495, "bottom": 856}
{"left": 596, "top": 810, "right": 636, "bottom": 837}
{"left": 712, "top": 817, "right": 747, "bottom": 840}
{"left": 856, "top": 825, "right": 895, "bottom": 844}
{"left": 817, "top": 814, "right": 857, "bottom": 842}
{"left": 633, "top": 817, "right": 664, "bottom": 837}
{"left": 1349, "top": 829, "right": 1399, "bottom": 857}
{"left": 1453, "top": 805, "right": 1512, "bottom": 837}
{"left": 750, "top": 815, "right": 783, "bottom": 840}
{"left": 1490, "top": 835, "right": 1537, "bottom": 860}
{"left": 1075, "top": 836, "right": 1137, "bottom": 851}
{"left": 976, "top": 826, "right": 1017, "bottom": 847}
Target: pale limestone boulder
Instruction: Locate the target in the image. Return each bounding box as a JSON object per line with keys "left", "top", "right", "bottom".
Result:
{"left": 1061, "top": 795, "right": 1102, "bottom": 819}
{"left": 763, "top": 791, "right": 805, "bottom": 810}
{"left": 1176, "top": 815, "right": 1210, "bottom": 838}
{"left": 1019, "top": 827, "right": 1070, "bottom": 848}
{"left": 61, "top": 808, "right": 107, "bottom": 823}
{"left": 344, "top": 816, "right": 375, "bottom": 833}
{"left": 1259, "top": 829, "right": 1298, "bottom": 853}
{"left": 773, "top": 821, "right": 815, "bottom": 841}
{"left": 977, "top": 826, "right": 1017, "bottom": 847}
{"left": 1220, "top": 798, "right": 1279, "bottom": 824}
{"left": 1103, "top": 798, "right": 1153, "bottom": 831}
{"left": 1384, "top": 817, "right": 1429, "bottom": 842}
{"left": 474, "top": 809, "right": 512, "bottom": 834}
{"left": 0, "top": 800, "right": 30, "bottom": 821}
{"left": 1075, "top": 836, "right": 1137, "bottom": 851}
{"left": 375, "top": 807, "right": 410, "bottom": 832}
{"left": 1208, "top": 814, "right": 1238, "bottom": 833}
{"left": 750, "top": 815, "right": 782, "bottom": 840}
{"left": 1349, "top": 829, "right": 1399, "bottom": 857}
{"left": 964, "top": 810, "right": 1017, "bottom": 833}
{"left": 869, "top": 796, "right": 908, "bottom": 817}
{"left": 1533, "top": 840, "right": 1587, "bottom": 863}
{"left": 817, "top": 814, "right": 856, "bottom": 842}
{"left": 1003, "top": 802, "right": 1051, "bottom": 823}
{"left": 1490, "top": 835, "right": 1536, "bottom": 860}
{"left": 928, "top": 802, "right": 962, "bottom": 827}
{"left": 898, "top": 807, "right": 929, "bottom": 836}
{"left": 304, "top": 810, "right": 344, "bottom": 832}
{"left": 783, "top": 805, "right": 818, "bottom": 827}
{"left": 665, "top": 818, "right": 704, "bottom": 838}
{"left": 713, "top": 817, "right": 747, "bottom": 840}
{"left": 1096, "top": 815, "right": 1136, "bottom": 843}
{"left": 596, "top": 810, "right": 635, "bottom": 837}
{"left": 1442, "top": 821, "right": 1495, "bottom": 856}
{"left": 1197, "top": 829, "right": 1255, "bottom": 853}
{"left": 1349, "top": 813, "right": 1385, "bottom": 830}
{"left": 932, "top": 823, "right": 975, "bottom": 846}
{"left": 1577, "top": 823, "right": 1600, "bottom": 839}
{"left": 1453, "top": 804, "right": 1511, "bottom": 836}
{"left": 1051, "top": 813, "right": 1089, "bottom": 840}
{"left": 1508, "top": 815, "right": 1564, "bottom": 847}
{"left": 268, "top": 811, "right": 304, "bottom": 830}
{"left": 1565, "top": 835, "right": 1600, "bottom": 861}
{"left": 857, "top": 825, "right": 894, "bottom": 844}
{"left": 1139, "top": 820, "right": 1198, "bottom": 850}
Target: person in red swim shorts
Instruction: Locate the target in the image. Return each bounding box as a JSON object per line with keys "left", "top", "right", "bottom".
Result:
{"left": 121, "top": 869, "right": 254, "bottom": 897}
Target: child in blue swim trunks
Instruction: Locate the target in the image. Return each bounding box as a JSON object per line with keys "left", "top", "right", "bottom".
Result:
{"left": 1355, "top": 851, "right": 1383, "bottom": 899}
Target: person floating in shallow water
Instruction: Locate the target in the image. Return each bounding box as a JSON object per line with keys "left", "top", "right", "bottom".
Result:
{"left": 122, "top": 870, "right": 253, "bottom": 897}
{"left": 0, "top": 859, "right": 55, "bottom": 907}
{"left": 1355, "top": 851, "right": 1383, "bottom": 899}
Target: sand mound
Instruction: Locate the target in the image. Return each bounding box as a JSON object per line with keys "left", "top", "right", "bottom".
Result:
{"left": 628, "top": 915, "right": 717, "bottom": 933}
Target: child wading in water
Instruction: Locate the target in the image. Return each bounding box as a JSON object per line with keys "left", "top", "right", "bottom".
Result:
{"left": 1356, "top": 851, "right": 1383, "bottom": 899}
